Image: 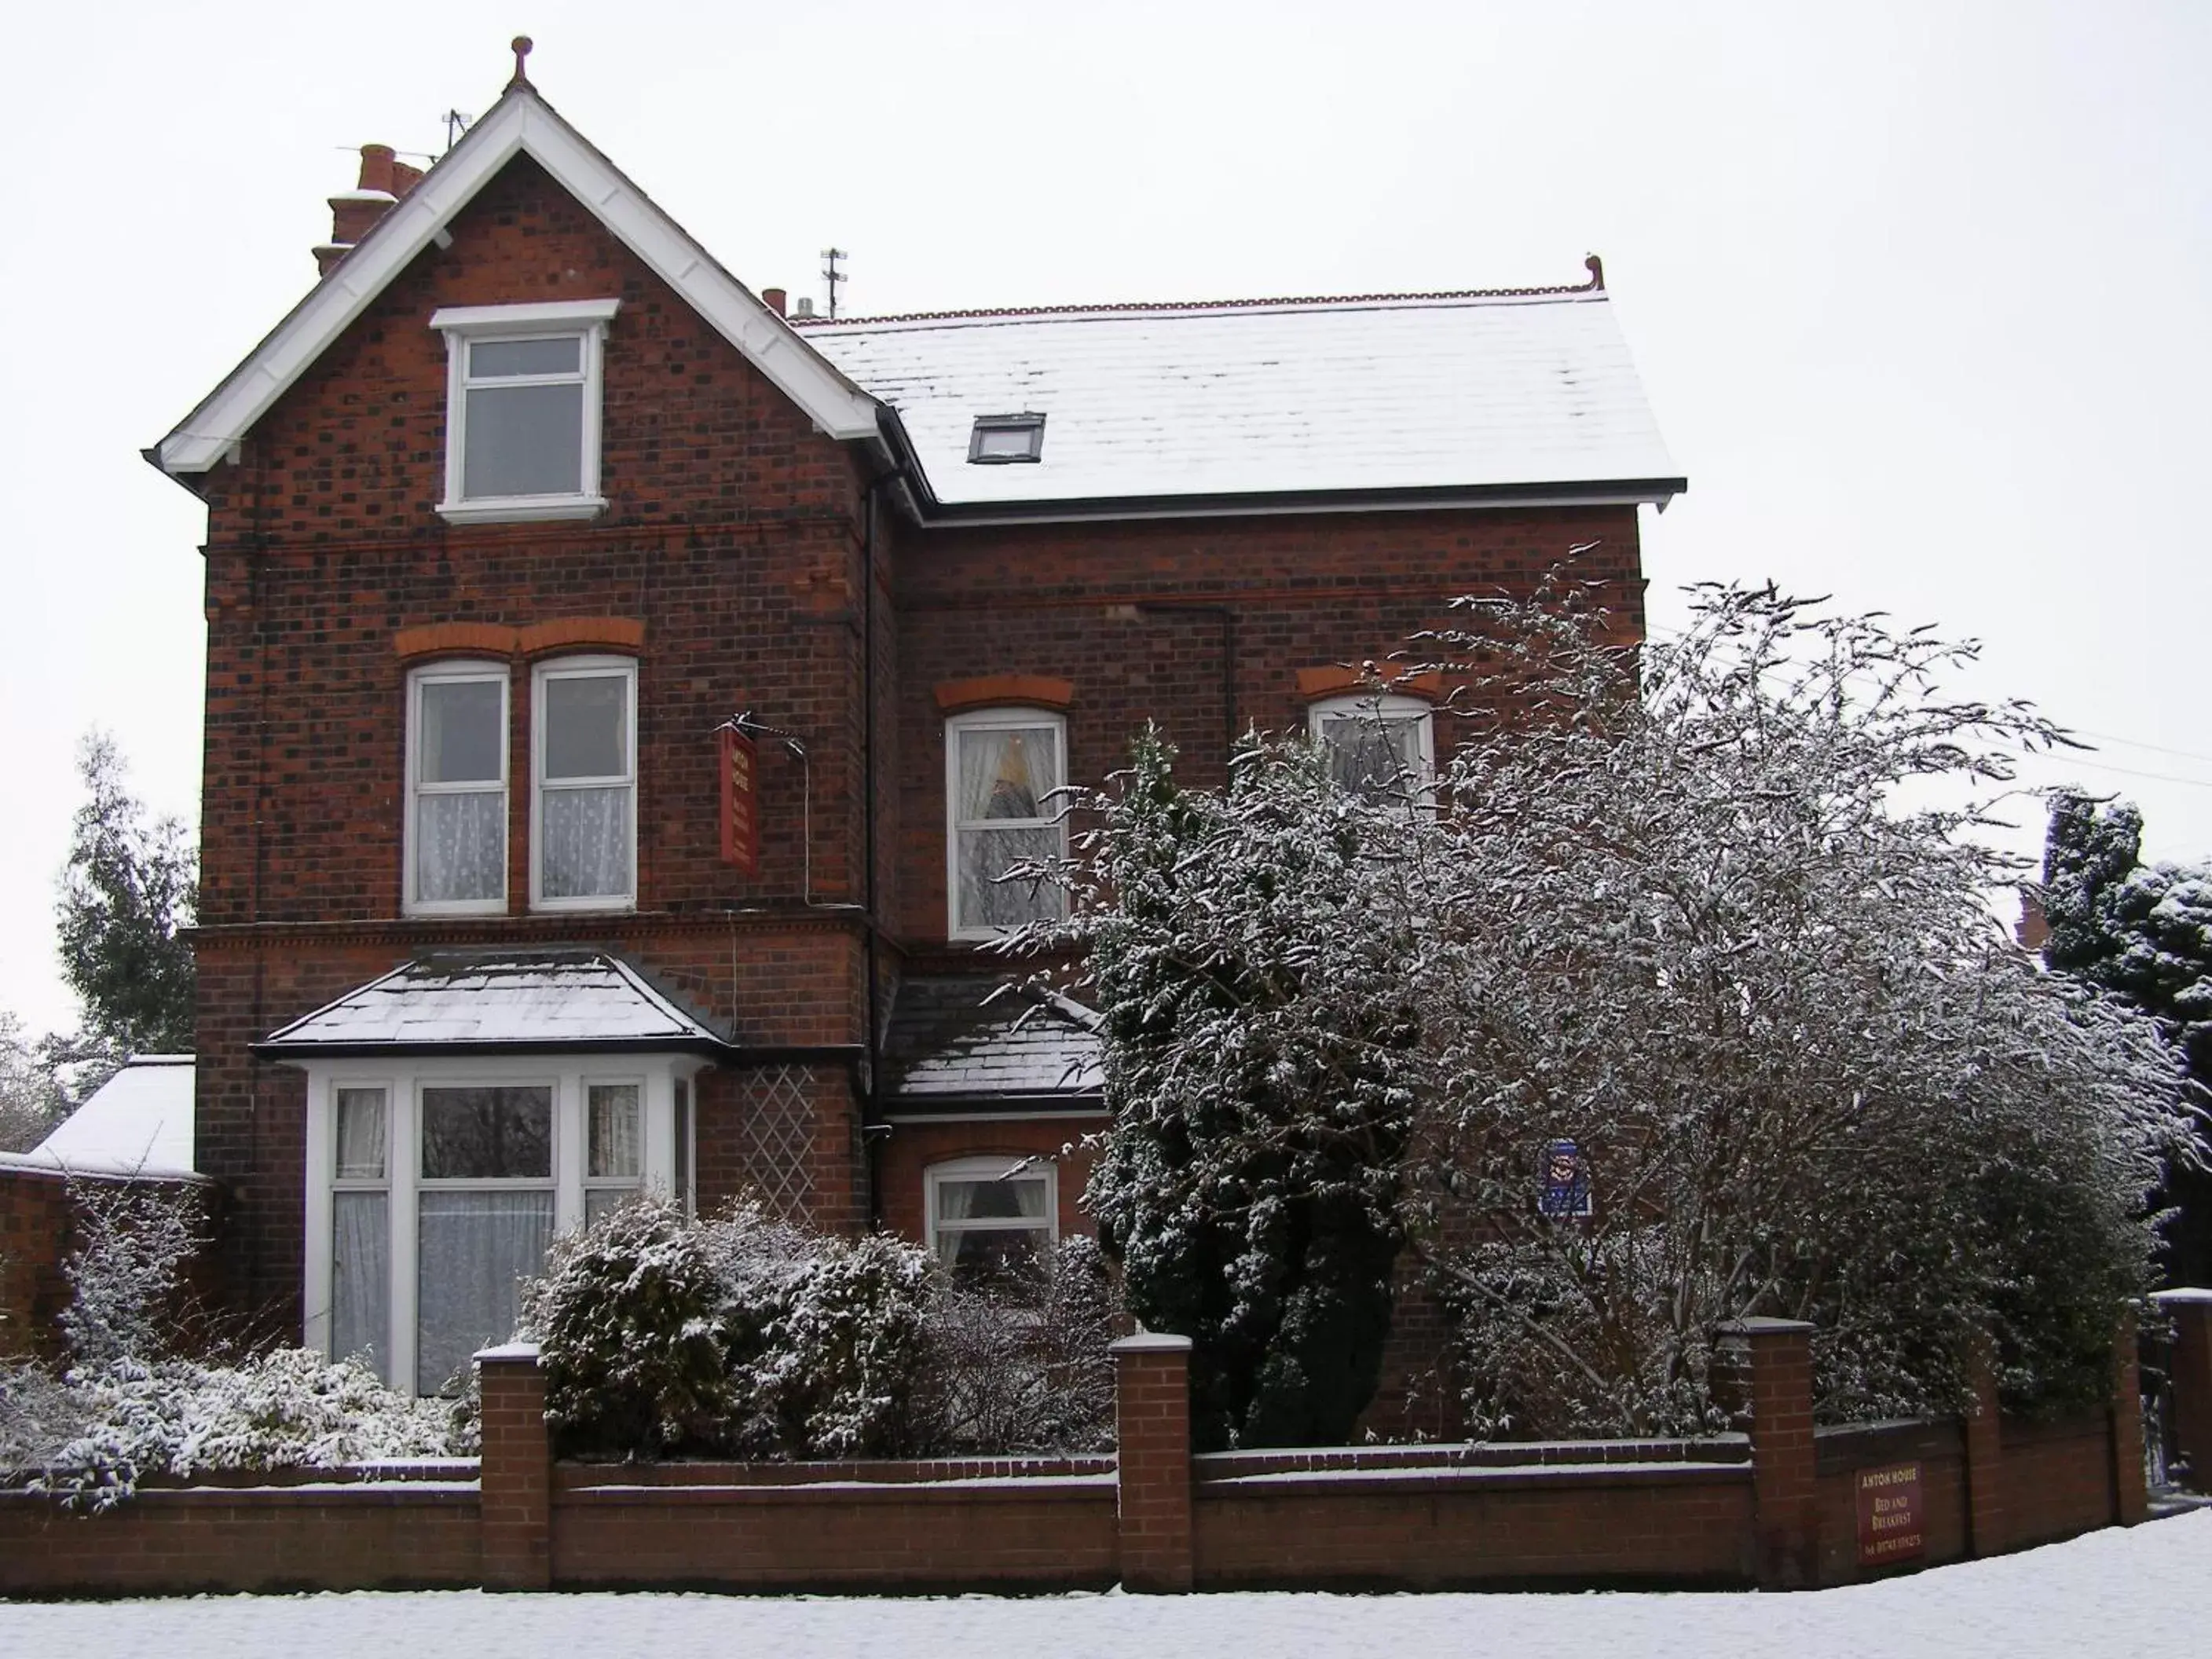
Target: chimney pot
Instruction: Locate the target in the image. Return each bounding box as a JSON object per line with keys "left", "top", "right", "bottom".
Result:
{"left": 357, "top": 143, "right": 397, "bottom": 196}
{"left": 793, "top": 296, "right": 815, "bottom": 318}
{"left": 762, "top": 287, "right": 787, "bottom": 318}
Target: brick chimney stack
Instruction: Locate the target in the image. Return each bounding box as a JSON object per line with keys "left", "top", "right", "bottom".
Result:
{"left": 761, "top": 287, "right": 788, "bottom": 318}
{"left": 314, "top": 144, "right": 424, "bottom": 276}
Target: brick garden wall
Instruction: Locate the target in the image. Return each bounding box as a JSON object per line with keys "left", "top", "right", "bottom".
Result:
{"left": 0, "top": 1322, "right": 2160, "bottom": 1599}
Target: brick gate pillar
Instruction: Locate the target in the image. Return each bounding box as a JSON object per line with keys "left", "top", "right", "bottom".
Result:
{"left": 1112, "top": 1332, "right": 1195, "bottom": 1592}
{"left": 2152, "top": 1288, "right": 2212, "bottom": 1492}
{"left": 1721, "top": 1317, "right": 1818, "bottom": 1590}
{"left": 2110, "top": 1306, "right": 2148, "bottom": 1525}
{"left": 476, "top": 1341, "right": 551, "bottom": 1591}
{"left": 1963, "top": 1342, "right": 2006, "bottom": 1558}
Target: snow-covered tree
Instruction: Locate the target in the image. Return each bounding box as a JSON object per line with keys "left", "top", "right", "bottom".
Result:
{"left": 1021, "top": 582, "right": 2199, "bottom": 1443}
{"left": 2040, "top": 793, "right": 2212, "bottom": 1287}
{"left": 57, "top": 733, "right": 196, "bottom": 1058}
{"left": 1011, "top": 730, "right": 1421, "bottom": 1449}
{"left": 1401, "top": 583, "right": 2197, "bottom": 1432}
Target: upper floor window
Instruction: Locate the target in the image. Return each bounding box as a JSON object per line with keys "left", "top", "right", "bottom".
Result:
{"left": 430, "top": 299, "right": 619, "bottom": 524}
{"left": 405, "top": 661, "right": 507, "bottom": 915}
{"left": 946, "top": 708, "right": 1067, "bottom": 939}
{"left": 1309, "top": 692, "right": 1435, "bottom": 804}
{"left": 533, "top": 656, "right": 637, "bottom": 910}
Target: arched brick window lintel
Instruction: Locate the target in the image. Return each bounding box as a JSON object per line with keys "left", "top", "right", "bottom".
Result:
{"left": 1293, "top": 664, "right": 1444, "bottom": 704}
{"left": 934, "top": 674, "right": 1076, "bottom": 716}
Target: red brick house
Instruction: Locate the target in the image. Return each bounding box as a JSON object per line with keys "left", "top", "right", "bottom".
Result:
{"left": 149, "top": 60, "right": 1680, "bottom": 1393}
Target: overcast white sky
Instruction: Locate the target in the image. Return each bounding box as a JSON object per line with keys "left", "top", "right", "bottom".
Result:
{"left": 2, "top": 1, "right": 2207, "bottom": 1038}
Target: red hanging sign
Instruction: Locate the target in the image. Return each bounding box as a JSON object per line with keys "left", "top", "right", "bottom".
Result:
{"left": 720, "top": 727, "right": 759, "bottom": 877}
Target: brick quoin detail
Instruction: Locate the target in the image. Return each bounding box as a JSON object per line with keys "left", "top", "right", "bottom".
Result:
{"left": 1724, "top": 1316, "right": 1818, "bottom": 1590}
{"left": 1112, "top": 1332, "right": 1195, "bottom": 1593}
{"left": 477, "top": 1344, "right": 552, "bottom": 1591}
{"left": 933, "top": 673, "right": 1077, "bottom": 714}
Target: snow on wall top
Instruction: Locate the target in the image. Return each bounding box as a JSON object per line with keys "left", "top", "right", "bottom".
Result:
{"left": 257, "top": 954, "right": 732, "bottom": 1056}
{"left": 26, "top": 1055, "right": 197, "bottom": 1179}
{"left": 797, "top": 289, "right": 1682, "bottom": 510}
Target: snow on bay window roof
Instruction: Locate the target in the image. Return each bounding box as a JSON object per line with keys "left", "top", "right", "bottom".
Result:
{"left": 797, "top": 280, "right": 1683, "bottom": 515}
{"left": 255, "top": 951, "right": 734, "bottom": 1058}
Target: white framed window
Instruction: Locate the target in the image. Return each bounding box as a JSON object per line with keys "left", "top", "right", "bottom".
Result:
{"left": 1308, "top": 692, "right": 1436, "bottom": 805}
{"left": 925, "top": 1155, "right": 1058, "bottom": 1287}
{"left": 405, "top": 661, "right": 508, "bottom": 915}
{"left": 302, "top": 1055, "right": 701, "bottom": 1396}
{"left": 329, "top": 1084, "right": 391, "bottom": 1377}
{"left": 430, "top": 298, "right": 619, "bottom": 524}
{"left": 583, "top": 1079, "right": 645, "bottom": 1226}
{"left": 945, "top": 707, "right": 1068, "bottom": 939}
{"left": 532, "top": 656, "right": 638, "bottom": 910}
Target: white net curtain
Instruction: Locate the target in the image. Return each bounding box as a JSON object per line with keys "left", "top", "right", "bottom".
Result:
{"left": 954, "top": 722, "right": 1065, "bottom": 928}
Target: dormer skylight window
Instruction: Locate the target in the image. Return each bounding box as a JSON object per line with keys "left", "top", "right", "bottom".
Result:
{"left": 968, "top": 412, "right": 1046, "bottom": 464}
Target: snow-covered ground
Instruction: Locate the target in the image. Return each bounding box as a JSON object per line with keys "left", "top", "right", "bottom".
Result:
{"left": 5, "top": 1510, "right": 2206, "bottom": 1658}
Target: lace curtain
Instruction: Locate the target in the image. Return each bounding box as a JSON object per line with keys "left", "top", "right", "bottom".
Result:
{"left": 954, "top": 725, "right": 1064, "bottom": 928}
{"left": 416, "top": 1190, "right": 555, "bottom": 1395}
{"left": 588, "top": 1085, "right": 641, "bottom": 1177}
{"left": 540, "top": 785, "right": 632, "bottom": 899}
{"left": 936, "top": 1173, "right": 1049, "bottom": 1222}
{"left": 331, "top": 1192, "right": 390, "bottom": 1380}
{"left": 1319, "top": 713, "right": 1423, "bottom": 802}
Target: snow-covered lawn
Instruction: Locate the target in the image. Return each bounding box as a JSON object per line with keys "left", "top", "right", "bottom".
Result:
{"left": 4, "top": 1510, "right": 2206, "bottom": 1659}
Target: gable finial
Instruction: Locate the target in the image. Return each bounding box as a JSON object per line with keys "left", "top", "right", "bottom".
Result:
{"left": 1584, "top": 253, "right": 1605, "bottom": 291}
{"left": 509, "top": 35, "right": 534, "bottom": 90}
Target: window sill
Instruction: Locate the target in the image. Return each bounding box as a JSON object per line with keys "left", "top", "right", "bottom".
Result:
{"left": 529, "top": 896, "right": 638, "bottom": 915}
{"left": 437, "top": 496, "right": 609, "bottom": 526}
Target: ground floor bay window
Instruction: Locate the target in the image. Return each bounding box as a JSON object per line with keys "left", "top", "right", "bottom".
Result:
{"left": 300, "top": 1055, "right": 701, "bottom": 1393}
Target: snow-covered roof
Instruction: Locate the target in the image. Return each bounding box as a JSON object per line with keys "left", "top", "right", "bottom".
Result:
{"left": 880, "top": 976, "right": 1104, "bottom": 1110}
{"left": 20, "top": 1055, "right": 197, "bottom": 1180}
{"left": 256, "top": 953, "right": 734, "bottom": 1058}
{"left": 800, "top": 286, "right": 1682, "bottom": 517}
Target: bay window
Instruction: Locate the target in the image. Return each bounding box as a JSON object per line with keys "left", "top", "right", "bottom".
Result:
{"left": 405, "top": 663, "right": 507, "bottom": 914}
{"left": 533, "top": 657, "right": 637, "bottom": 909}
{"left": 946, "top": 708, "right": 1068, "bottom": 938}
{"left": 302, "top": 1057, "right": 700, "bottom": 1395}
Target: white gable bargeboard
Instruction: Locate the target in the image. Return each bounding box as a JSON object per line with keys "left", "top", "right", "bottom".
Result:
{"left": 152, "top": 84, "right": 881, "bottom": 480}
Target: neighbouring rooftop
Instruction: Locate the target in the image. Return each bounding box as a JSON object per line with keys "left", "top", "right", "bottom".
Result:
{"left": 17, "top": 1054, "right": 197, "bottom": 1179}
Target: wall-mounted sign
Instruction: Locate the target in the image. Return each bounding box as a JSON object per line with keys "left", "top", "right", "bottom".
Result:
{"left": 1538, "top": 1139, "right": 1592, "bottom": 1218}
{"left": 1855, "top": 1461, "right": 1925, "bottom": 1568}
{"left": 720, "top": 726, "right": 759, "bottom": 877}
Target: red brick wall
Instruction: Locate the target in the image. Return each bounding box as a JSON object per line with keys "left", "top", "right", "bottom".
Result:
{"left": 889, "top": 507, "right": 1643, "bottom": 944}
{"left": 0, "top": 1486, "right": 480, "bottom": 1595}
{"left": 1194, "top": 1466, "right": 1755, "bottom": 1588}
{"left": 1998, "top": 1415, "right": 2119, "bottom": 1550}
{"left": 0, "top": 1168, "right": 75, "bottom": 1360}
{"left": 1813, "top": 1420, "right": 1970, "bottom": 1581}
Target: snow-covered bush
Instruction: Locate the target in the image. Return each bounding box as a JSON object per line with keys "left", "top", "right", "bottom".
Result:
{"left": 1008, "top": 728, "right": 1419, "bottom": 1449}
{"left": 917, "top": 1235, "right": 1118, "bottom": 1453}
{"left": 62, "top": 1177, "right": 207, "bottom": 1368}
{"left": 3, "top": 1174, "right": 467, "bottom": 1509}
{"left": 519, "top": 1197, "right": 731, "bottom": 1454}
{"left": 26, "top": 1349, "right": 463, "bottom": 1512}
{"left": 525, "top": 1196, "right": 936, "bottom": 1459}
